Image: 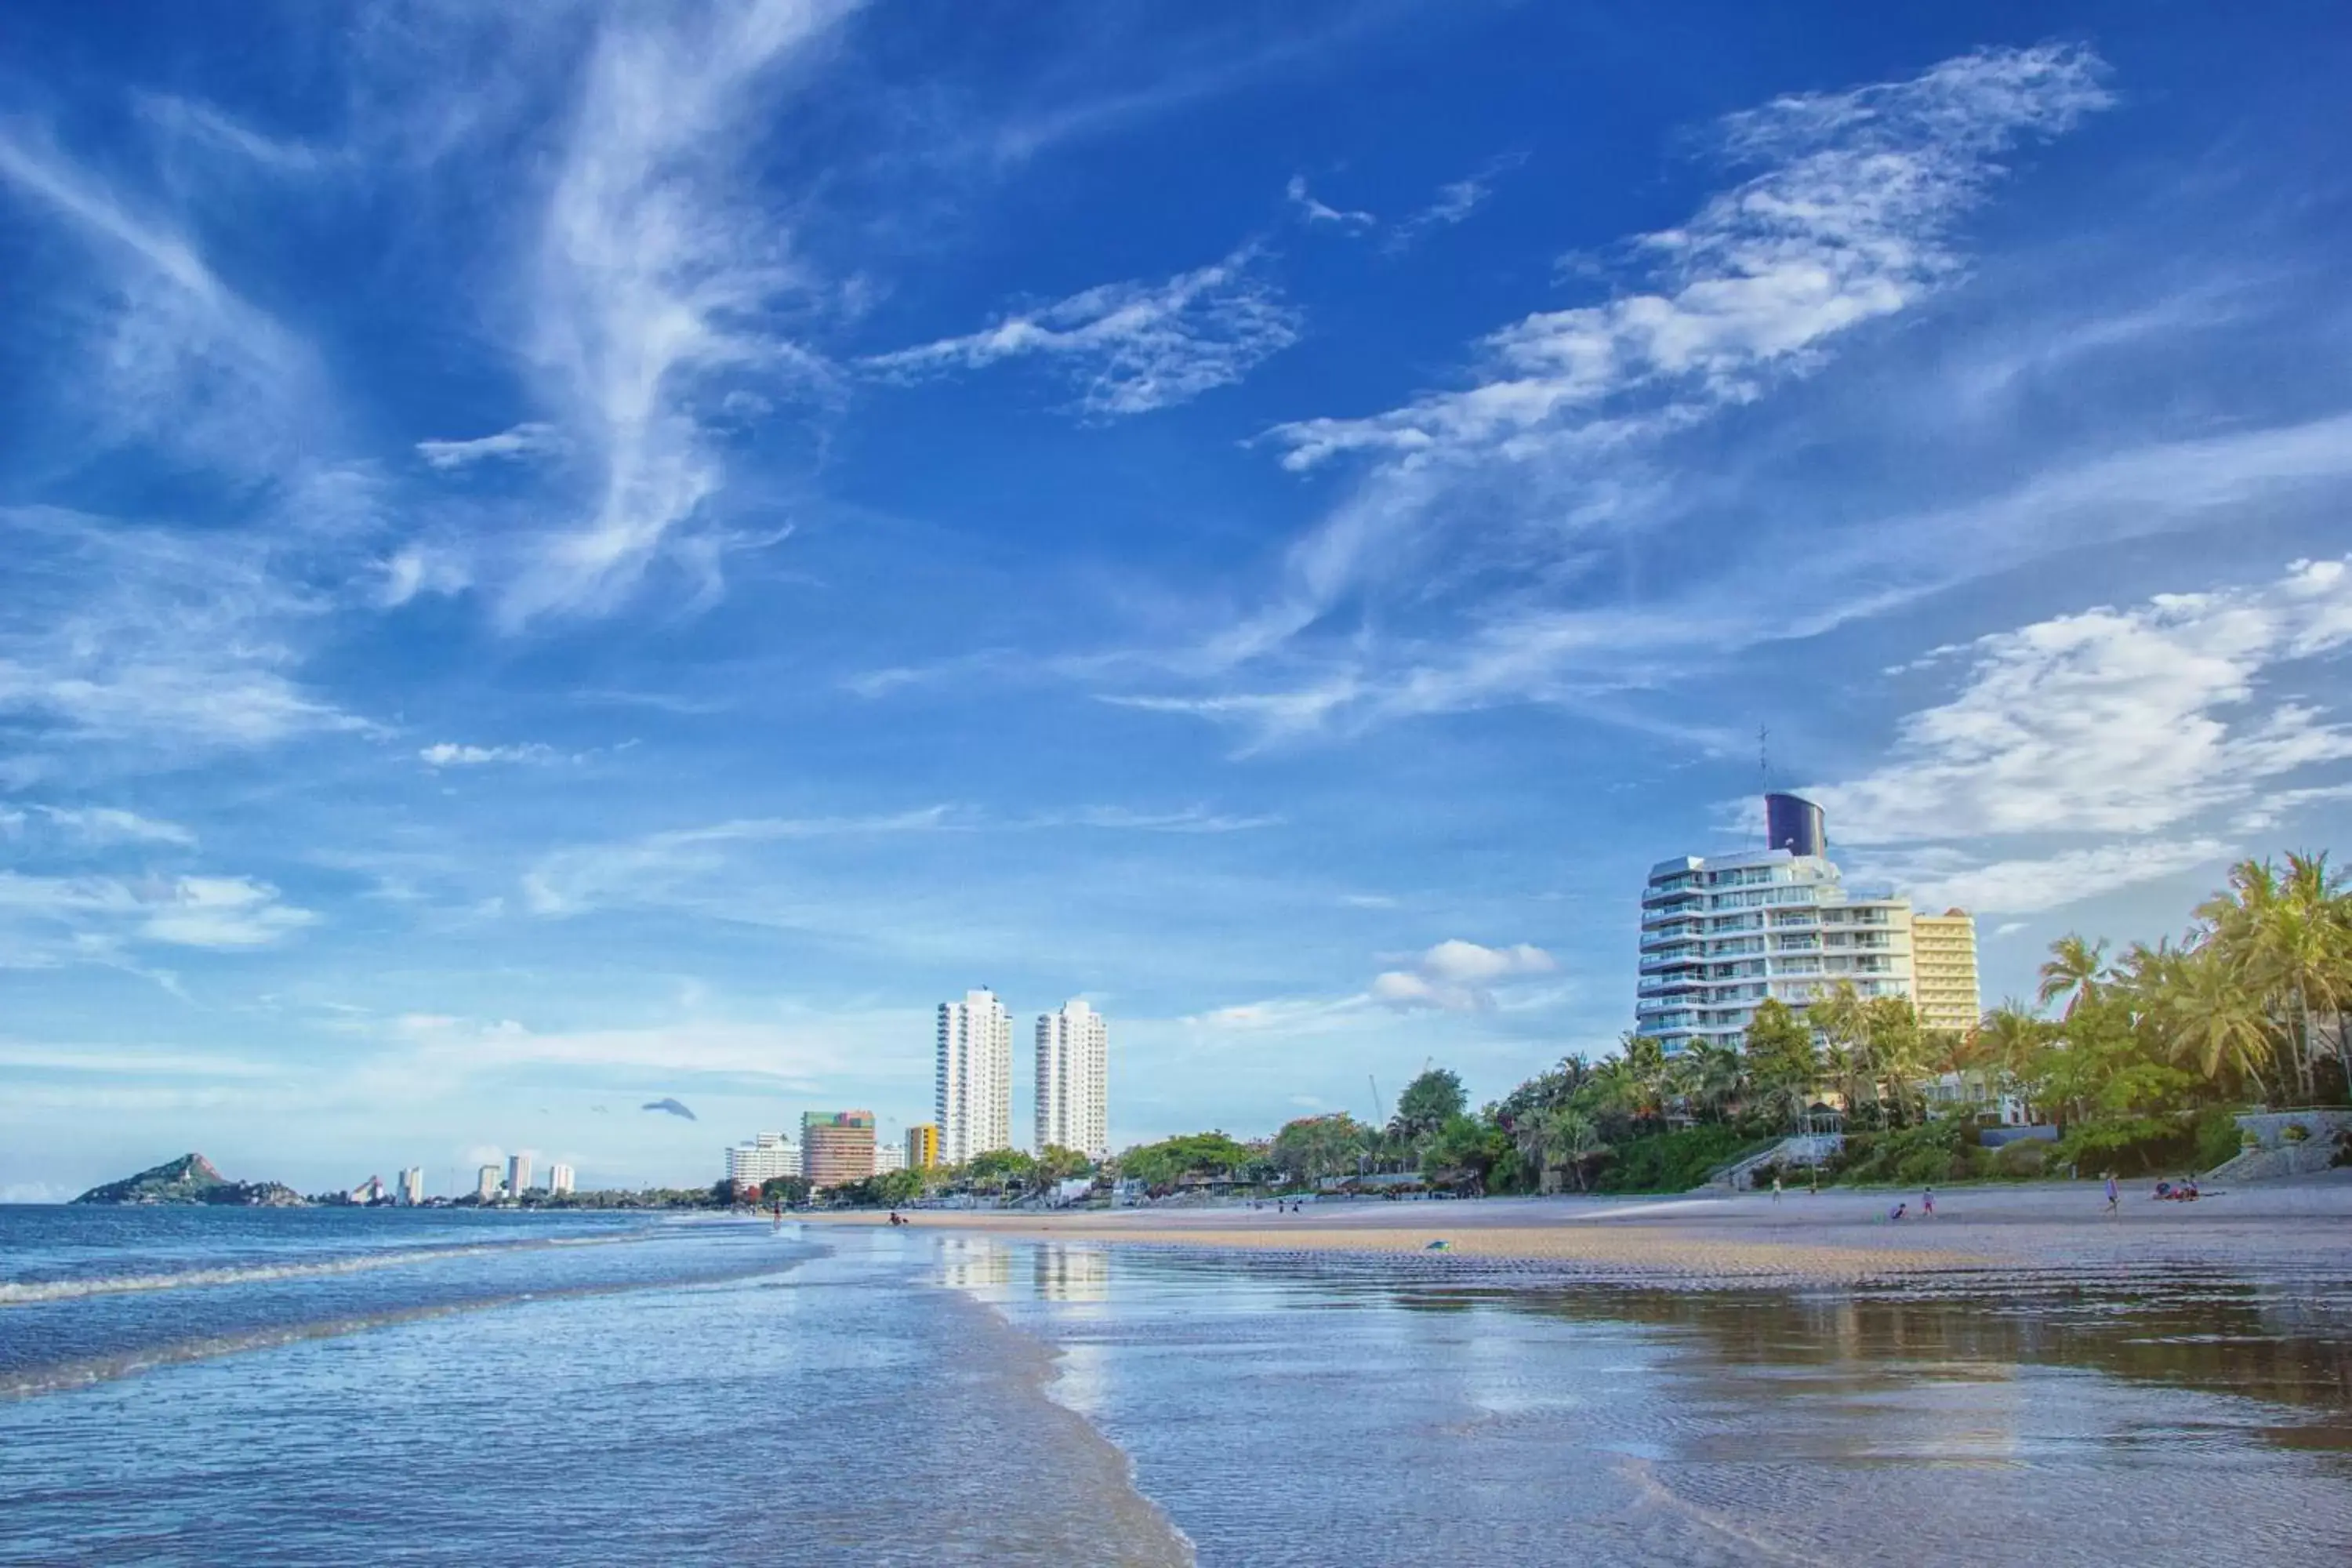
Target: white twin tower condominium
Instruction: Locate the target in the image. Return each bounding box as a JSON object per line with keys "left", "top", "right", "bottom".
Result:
{"left": 935, "top": 989, "right": 1109, "bottom": 1165}
{"left": 1035, "top": 999, "right": 1108, "bottom": 1160}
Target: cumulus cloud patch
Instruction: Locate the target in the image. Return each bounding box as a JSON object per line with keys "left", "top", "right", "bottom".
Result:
{"left": 1813, "top": 559, "right": 2352, "bottom": 844}
{"left": 1820, "top": 558, "right": 2352, "bottom": 914}
{"left": 1371, "top": 938, "right": 1555, "bottom": 1011}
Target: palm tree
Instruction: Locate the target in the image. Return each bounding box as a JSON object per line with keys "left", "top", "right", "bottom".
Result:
{"left": 1554, "top": 1053, "right": 1595, "bottom": 1100}
{"left": 2158, "top": 947, "right": 2275, "bottom": 1097}
{"left": 2198, "top": 853, "right": 2350, "bottom": 1100}
{"left": 2276, "top": 851, "right": 2351, "bottom": 1088}
{"left": 1691, "top": 1037, "right": 1748, "bottom": 1120}
{"left": 2037, "top": 934, "right": 2111, "bottom": 1019}
{"left": 1542, "top": 1108, "right": 1606, "bottom": 1193}
{"left": 1510, "top": 1111, "right": 1555, "bottom": 1191}
{"left": 1977, "top": 1003, "right": 2047, "bottom": 1122}
{"left": 1617, "top": 1032, "right": 1668, "bottom": 1121}
{"left": 1807, "top": 982, "right": 1871, "bottom": 1118}
{"left": 1863, "top": 996, "right": 1926, "bottom": 1127}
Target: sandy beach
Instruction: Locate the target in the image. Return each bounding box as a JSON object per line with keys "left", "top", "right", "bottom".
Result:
{"left": 804, "top": 1175, "right": 2352, "bottom": 1286}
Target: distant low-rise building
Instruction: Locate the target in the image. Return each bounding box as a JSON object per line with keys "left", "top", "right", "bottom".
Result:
{"left": 905, "top": 1123, "right": 940, "bottom": 1171}
{"left": 873, "top": 1142, "right": 906, "bottom": 1175}
{"left": 476, "top": 1164, "right": 500, "bottom": 1201}
{"left": 548, "top": 1163, "right": 575, "bottom": 1196}
{"left": 725, "top": 1133, "right": 801, "bottom": 1189}
{"left": 802, "top": 1110, "right": 877, "bottom": 1189}
{"left": 348, "top": 1174, "right": 386, "bottom": 1205}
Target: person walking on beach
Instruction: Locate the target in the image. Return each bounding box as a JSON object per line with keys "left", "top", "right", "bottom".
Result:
{"left": 1922, "top": 1185, "right": 1935, "bottom": 1218}
{"left": 1771, "top": 1174, "right": 1783, "bottom": 1203}
{"left": 2103, "top": 1171, "right": 2120, "bottom": 1214}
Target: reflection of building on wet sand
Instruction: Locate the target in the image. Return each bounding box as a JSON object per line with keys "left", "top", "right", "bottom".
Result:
{"left": 938, "top": 1237, "right": 1014, "bottom": 1290}
{"left": 1033, "top": 1246, "right": 1110, "bottom": 1303}
{"left": 936, "top": 1239, "right": 1111, "bottom": 1301}
{"left": 1496, "top": 1276, "right": 2352, "bottom": 1444}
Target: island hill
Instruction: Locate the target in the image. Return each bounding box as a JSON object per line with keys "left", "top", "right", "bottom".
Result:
{"left": 73, "top": 1153, "right": 307, "bottom": 1207}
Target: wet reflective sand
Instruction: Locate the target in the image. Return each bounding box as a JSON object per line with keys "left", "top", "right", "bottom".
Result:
{"left": 960, "top": 1228, "right": 2352, "bottom": 1566}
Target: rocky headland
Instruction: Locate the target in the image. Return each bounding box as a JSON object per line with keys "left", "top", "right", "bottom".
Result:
{"left": 71, "top": 1153, "right": 307, "bottom": 1207}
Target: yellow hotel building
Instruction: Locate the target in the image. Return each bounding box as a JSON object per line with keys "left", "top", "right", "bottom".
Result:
{"left": 1910, "top": 909, "right": 1982, "bottom": 1035}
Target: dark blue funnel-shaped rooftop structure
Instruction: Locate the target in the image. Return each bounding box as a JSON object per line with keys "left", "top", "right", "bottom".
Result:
{"left": 1765, "top": 793, "right": 1826, "bottom": 858}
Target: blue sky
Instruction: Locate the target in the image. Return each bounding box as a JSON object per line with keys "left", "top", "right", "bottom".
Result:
{"left": 4, "top": 2, "right": 2350, "bottom": 1197}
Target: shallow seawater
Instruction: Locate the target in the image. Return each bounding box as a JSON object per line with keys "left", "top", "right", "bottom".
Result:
{"left": 5, "top": 1208, "right": 2350, "bottom": 1566}
{"left": 0, "top": 1210, "right": 1186, "bottom": 1566}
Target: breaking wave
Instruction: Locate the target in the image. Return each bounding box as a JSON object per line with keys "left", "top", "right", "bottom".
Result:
{"left": 0, "top": 1232, "right": 646, "bottom": 1306}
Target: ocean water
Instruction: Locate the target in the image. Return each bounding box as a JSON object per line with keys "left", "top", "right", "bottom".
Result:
{"left": 4, "top": 1208, "right": 2350, "bottom": 1565}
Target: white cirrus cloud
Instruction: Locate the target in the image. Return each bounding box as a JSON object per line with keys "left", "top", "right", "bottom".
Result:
{"left": 0, "top": 125, "right": 318, "bottom": 476}
{"left": 1285, "top": 174, "right": 1374, "bottom": 232}
{"left": 861, "top": 244, "right": 1301, "bottom": 416}
{"left": 1381, "top": 152, "right": 1523, "bottom": 253}
{"left": 20, "top": 806, "right": 197, "bottom": 848}
{"left": 1371, "top": 938, "right": 1555, "bottom": 1012}
{"left": 1185, "top": 995, "right": 1368, "bottom": 1035}
{"left": 1091, "top": 45, "right": 2117, "bottom": 746}
{"left": 1268, "top": 45, "right": 2110, "bottom": 472}
{"left": 139, "top": 876, "right": 318, "bottom": 948}
{"left": 521, "top": 808, "right": 953, "bottom": 916}
{"left": 1023, "top": 804, "right": 1281, "bottom": 833}
{"left": 0, "top": 870, "right": 315, "bottom": 952}
{"left": 419, "top": 742, "right": 557, "bottom": 768}
{"left": 0, "top": 508, "right": 366, "bottom": 757}
{"left": 497, "top": 0, "right": 858, "bottom": 629}
{"left": 380, "top": 542, "right": 474, "bottom": 608}
{"left": 380, "top": 1010, "right": 854, "bottom": 1083}
{"left": 1849, "top": 840, "right": 2232, "bottom": 919}
{"left": 416, "top": 422, "right": 564, "bottom": 470}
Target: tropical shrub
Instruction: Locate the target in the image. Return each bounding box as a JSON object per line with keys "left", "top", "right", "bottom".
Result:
{"left": 1990, "top": 1139, "right": 2050, "bottom": 1178}
{"left": 2194, "top": 1109, "right": 2249, "bottom": 1170}
{"left": 1592, "top": 1125, "right": 1758, "bottom": 1193}
{"left": 1833, "top": 1120, "right": 1980, "bottom": 1185}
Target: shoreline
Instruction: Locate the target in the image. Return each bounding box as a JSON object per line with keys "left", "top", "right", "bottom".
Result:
{"left": 800, "top": 1177, "right": 2352, "bottom": 1287}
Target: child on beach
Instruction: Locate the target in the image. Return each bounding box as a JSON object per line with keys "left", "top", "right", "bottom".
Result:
{"left": 2104, "top": 1172, "right": 2120, "bottom": 1214}
{"left": 1771, "top": 1174, "right": 1782, "bottom": 1203}
{"left": 1888, "top": 1202, "right": 1907, "bottom": 1221}
{"left": 1922, "top": 1185, "right": 1935, "bottom": 1218}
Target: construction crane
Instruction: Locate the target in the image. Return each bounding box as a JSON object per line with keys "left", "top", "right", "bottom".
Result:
{"left": 1368, "top": 1074, "right": 1386, "bottom": 1127}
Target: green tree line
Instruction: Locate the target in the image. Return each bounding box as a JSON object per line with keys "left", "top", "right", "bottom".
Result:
{"left": 743, "top": 852, "right": 2350, "bottom": 1205}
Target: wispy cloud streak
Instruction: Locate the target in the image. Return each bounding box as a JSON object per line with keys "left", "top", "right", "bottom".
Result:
{"left": 862, "top": 245, "right": 1300, "bottom": 416}
{"left": 1106, "top": 44, "right": 2114, "bottom": 742}
{"left": 499, "top": 0, "right": 857, "bottom": 628}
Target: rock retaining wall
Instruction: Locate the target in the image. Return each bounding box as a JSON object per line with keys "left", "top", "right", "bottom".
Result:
{"left": 2205, "top": 1109, "right": 2352, "bottom": 1181}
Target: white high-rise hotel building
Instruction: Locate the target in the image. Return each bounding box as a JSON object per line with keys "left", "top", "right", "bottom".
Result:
{"left": 1638, "top": 794, "right": 1918, "bottom": 1054}
{"left": 936, "top": 989, "right": 1013, "bottom": 1165}
{"left": 1036, "top": 1000, "right": 1109, "bottom": 1160}
{"left": 725, "top": 1132, "right": 802, "bottom": 1187}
